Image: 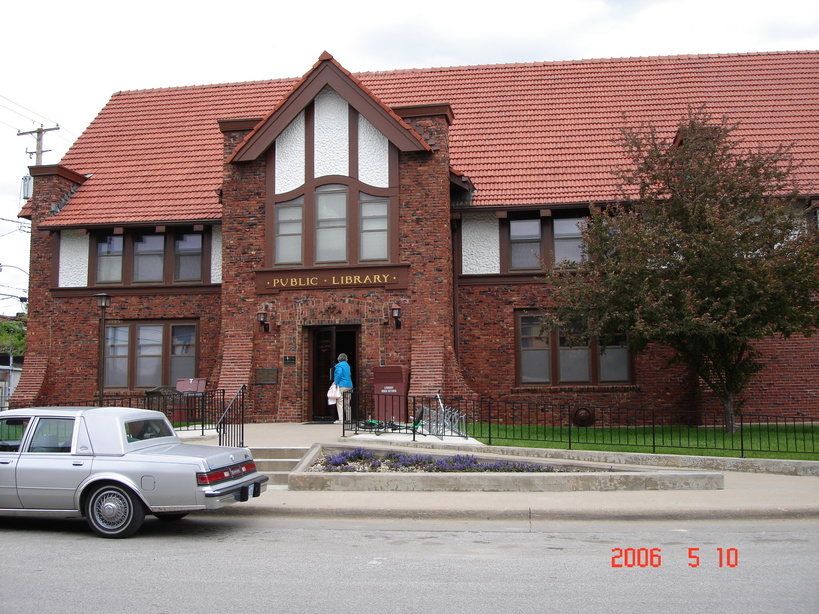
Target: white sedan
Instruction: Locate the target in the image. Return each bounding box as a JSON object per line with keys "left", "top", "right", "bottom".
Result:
{"left": 0, "top": 406, "right": 268, "bottom": 538}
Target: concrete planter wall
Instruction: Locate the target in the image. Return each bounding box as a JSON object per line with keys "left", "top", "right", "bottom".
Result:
{"left": 288, "top": 444, "right": 724, "bottom": 492}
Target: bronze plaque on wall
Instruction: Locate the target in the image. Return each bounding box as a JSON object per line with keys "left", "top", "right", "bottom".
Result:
{"left": 255, "top": 368, "right": 278, "bottom": 384}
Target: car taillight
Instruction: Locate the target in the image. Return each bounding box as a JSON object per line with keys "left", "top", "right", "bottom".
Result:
{"left": 196, "top": 461, "right": 257, "bottom": 486}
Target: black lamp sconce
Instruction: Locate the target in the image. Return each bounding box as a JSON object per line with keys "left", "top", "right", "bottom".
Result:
{"left": 257, "top": 309, "right": 270, "bottom": 333}
{"left": 391, "top": 302, "right": 402, "bottom": 329}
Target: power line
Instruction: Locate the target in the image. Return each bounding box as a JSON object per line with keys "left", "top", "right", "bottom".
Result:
{"left": 0, "top": 117, "right": 22, "bottom": 131}
{"left": 0, "top": 93, "right": 60, "bottom": 127}
{"left": 0, "top": 93, "right": 80, "bottom": 144}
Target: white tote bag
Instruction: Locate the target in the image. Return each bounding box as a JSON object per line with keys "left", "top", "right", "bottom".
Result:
{"left": 327, "top": 383, "right": 341, "bottom": 405}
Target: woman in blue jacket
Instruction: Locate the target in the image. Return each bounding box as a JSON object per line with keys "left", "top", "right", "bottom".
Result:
{"left": 334, "top": 353, "right": 353, "bottom": 423}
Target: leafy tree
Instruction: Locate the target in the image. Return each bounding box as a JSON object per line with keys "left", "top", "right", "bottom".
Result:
{"left": 0, "top": 318, "right": 26, "bottom": 358}
{"left": 544, "top": 110, "right": 819, "bottom": 431}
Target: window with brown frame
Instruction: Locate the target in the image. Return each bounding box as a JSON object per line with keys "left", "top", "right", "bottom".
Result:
{"left": 103, "top": 321, "right": 197, "bottom": 389}
{"left": 92, "top": 228, "right": 208, "bottom": 286}
{"left": 516, "top": 312, "right": 630, "bottom": 385}
{"left": 272, "top": 182, "right": 394, "bottom": 267}
{"left": 501, "top": 212, "right": 586, "bottom": 272}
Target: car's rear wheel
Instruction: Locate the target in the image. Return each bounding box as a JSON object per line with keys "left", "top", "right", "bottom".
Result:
{"left": 85, "top": 484, "right": 145, "bottom": 538}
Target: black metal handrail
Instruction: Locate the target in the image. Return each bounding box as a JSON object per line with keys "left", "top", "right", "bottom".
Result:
{"left": 216, "top": 385, "right": 246, "bottom": 447}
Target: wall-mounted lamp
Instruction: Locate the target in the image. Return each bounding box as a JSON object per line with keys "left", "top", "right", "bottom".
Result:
{"left": 391, "top": 302, "right": 402, "bottom": 329}
{"left": 95, "top": 293, "right": 111, "bottom": 310}
{"left": 257, "top": 310, "right": 270, "bottom": 333}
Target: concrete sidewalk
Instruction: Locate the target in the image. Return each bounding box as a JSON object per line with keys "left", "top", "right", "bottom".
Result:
{"left": 195, "top": 422, "right": 819, "bottom": 521}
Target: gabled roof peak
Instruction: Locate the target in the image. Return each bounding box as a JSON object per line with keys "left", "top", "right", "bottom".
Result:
{"left": 229, "top": 54, "right": 431, "bottom": 163}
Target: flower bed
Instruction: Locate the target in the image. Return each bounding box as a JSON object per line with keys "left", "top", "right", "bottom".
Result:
{"left": 308, "top": 447, "right": 593, "bottom": 473}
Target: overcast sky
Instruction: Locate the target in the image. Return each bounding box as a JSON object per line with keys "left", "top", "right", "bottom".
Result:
{"left": 1, "top": 0, "right": 818, "bottom": 315}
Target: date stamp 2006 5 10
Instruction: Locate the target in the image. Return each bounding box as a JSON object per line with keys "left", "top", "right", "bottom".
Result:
{"left": 611, "top": 547, "right": 739, "bottom": 568}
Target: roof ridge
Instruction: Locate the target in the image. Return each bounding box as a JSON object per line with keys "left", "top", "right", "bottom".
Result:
{"left": 109, "top": 50, "right": 819, "bottom": 96}
{"left": 354, "top": 50, "right": 819, "bottom": 77}
{"left": 112, "top": 77, "right": 300, "bottom": 96}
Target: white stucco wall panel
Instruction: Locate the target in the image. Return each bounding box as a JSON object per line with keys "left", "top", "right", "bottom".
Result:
{"left": 211, "top": 225, "right": 222, "bottom": 284}
{"left": 358, "top": 116, "right": 389, "bottom": 188}
{"left": 461, "top": 212, "right": 500, "bottom": 275}
{"left": 314, "top": 87, "right": 349, "bottom": 178}
{"left": 275, "top": 111, "right": 305, "bottom": 194}
{"left": 58, "top": 230, "right": 89, "bottom": 287}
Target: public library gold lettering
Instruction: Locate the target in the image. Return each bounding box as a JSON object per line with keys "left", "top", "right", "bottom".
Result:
{"left": 259, "top": 268, "right": 407, "bottom": 293}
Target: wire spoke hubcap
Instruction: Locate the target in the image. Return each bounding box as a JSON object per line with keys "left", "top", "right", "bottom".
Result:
{"left": 93, "top": 491, "right": 129, "bottom": 529}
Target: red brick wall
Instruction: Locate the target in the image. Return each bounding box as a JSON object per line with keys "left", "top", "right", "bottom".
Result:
{"left": 220, "top": 110, "right": 475, "bottom": 422}
{"left": 216, "top": 127, "right": 269, "bottom": 415}
{"left": 457, "top": 280, "right": 694, "bottom": 418}
{"left": 399, "top": 115, "right": 474, "bottom": 399}
{"left": 13, "top": 171, "right": 223, "bottom": 407}
{"left": 456, "top": 280, "right": 818, "bottom": 420}
{"left": 695, "top": 334, "right": 819, "bottom": 419}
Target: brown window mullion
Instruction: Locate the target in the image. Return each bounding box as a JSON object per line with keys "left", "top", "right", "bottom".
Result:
{"left": 123, "top": 234, "right": 135, "bottom": 285}
{"left": 590, "top": 339, "right": 600, "bottom": 385}
{"left": 163, "top": 232, "right": 174, "bottom": 285}
{"left": 499, "top": 218, "right": 510, "bottom": 272}
{"left": 350, "top": 188, "right": 360, "bottom": 265}
{"left": 162, "top": 322, "right": 172, "bottom": 386}
{"left": 304, "top": 191, "right": 316, "bottom": 267}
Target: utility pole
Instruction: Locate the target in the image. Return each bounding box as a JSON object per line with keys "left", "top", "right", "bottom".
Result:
{"left": 17, "top": 124, "right": 59, "bottom": 165}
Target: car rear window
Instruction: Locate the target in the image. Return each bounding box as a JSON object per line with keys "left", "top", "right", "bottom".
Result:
{"left": 0, "top": 417, "right": 31, "bottom": 452}
{"left": 125, "top": 419, "right": 174, "bottom": 442}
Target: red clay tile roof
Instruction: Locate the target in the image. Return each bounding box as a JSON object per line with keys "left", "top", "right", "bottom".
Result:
{"left": 36, "top": 51, "right": 819, "bottom": 228}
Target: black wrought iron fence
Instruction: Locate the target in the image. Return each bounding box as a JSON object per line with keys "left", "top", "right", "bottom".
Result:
{"left": 144, "top": 388, "right": 224, "bottom": 435}
{"left": 344, "top": 390, "right": 468, "bottom": 440}
{"left": 45, "top": 389, "right": 225, "bottom": 435}
{"left": 344, "top": 391, "right": 817, "bottom": 457}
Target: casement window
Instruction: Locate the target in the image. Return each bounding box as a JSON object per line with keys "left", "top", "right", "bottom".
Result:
{"left": 509, "top": 218, "right": 543, "bottom": 269}
{"left": 359, "top": 193, "right": 389, "bottom": 261}
{"left": 502, "top": 213, "right": 586, "bottom": 271}
{"left": 174, "top": 232, "right": 204, "bottom": 281}
{"left": 96, "top": 235, "right": 124, "bottom": 283}
{"left": 516, "top": 313, "right": 630, "bottom": 385}
{"left": 552, "top": 217, "right": 585, "bottom": 265}
{"left": 103, "top": 322, "right": 197, "bottom": 389}
{"left": 133, "top": 234, "right": 165, "bottom": 282}
{"left": 93, "top": 228, "right": 206, "bottom": 286}
{"left": 273, "top": 183, "right": 394, "bottom": 266}
{"left": 315, "top": 184, "right": 348, "bottom": 263}
{"left": 275, "top": 198, "right": 304, "bottom": 264}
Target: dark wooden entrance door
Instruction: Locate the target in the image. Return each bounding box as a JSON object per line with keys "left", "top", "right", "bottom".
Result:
{"left": 310, "top": 326, "right": 357, "bottom": 421}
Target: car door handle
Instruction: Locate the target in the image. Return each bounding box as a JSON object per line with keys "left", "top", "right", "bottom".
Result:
{"left": 72, "top": 461, "right": 85, "bottom": 466}
{"left": 0, "top": 460, "right": 12, "bottom": 464}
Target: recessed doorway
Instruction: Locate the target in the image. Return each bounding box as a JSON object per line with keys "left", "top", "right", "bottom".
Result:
{"left": 310, "top": 326, "right": 358, "bottom": 422}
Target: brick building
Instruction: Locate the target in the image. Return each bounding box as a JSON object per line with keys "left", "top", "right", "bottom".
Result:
{"left": 13, "top": 51, "right": 819, "bottom": 421}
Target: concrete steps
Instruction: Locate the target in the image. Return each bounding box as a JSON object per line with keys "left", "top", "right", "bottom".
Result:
{"left": 250, "top": 447, "right": 311, "bottom": 487}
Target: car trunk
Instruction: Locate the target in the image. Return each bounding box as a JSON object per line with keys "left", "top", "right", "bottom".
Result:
{"left": 132, "top": 443, "right": 252, "bottom": 470}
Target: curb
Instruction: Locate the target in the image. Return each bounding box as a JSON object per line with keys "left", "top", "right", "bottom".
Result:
{"left": 213, "top": 503, "right": 819, "bottom": 521}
